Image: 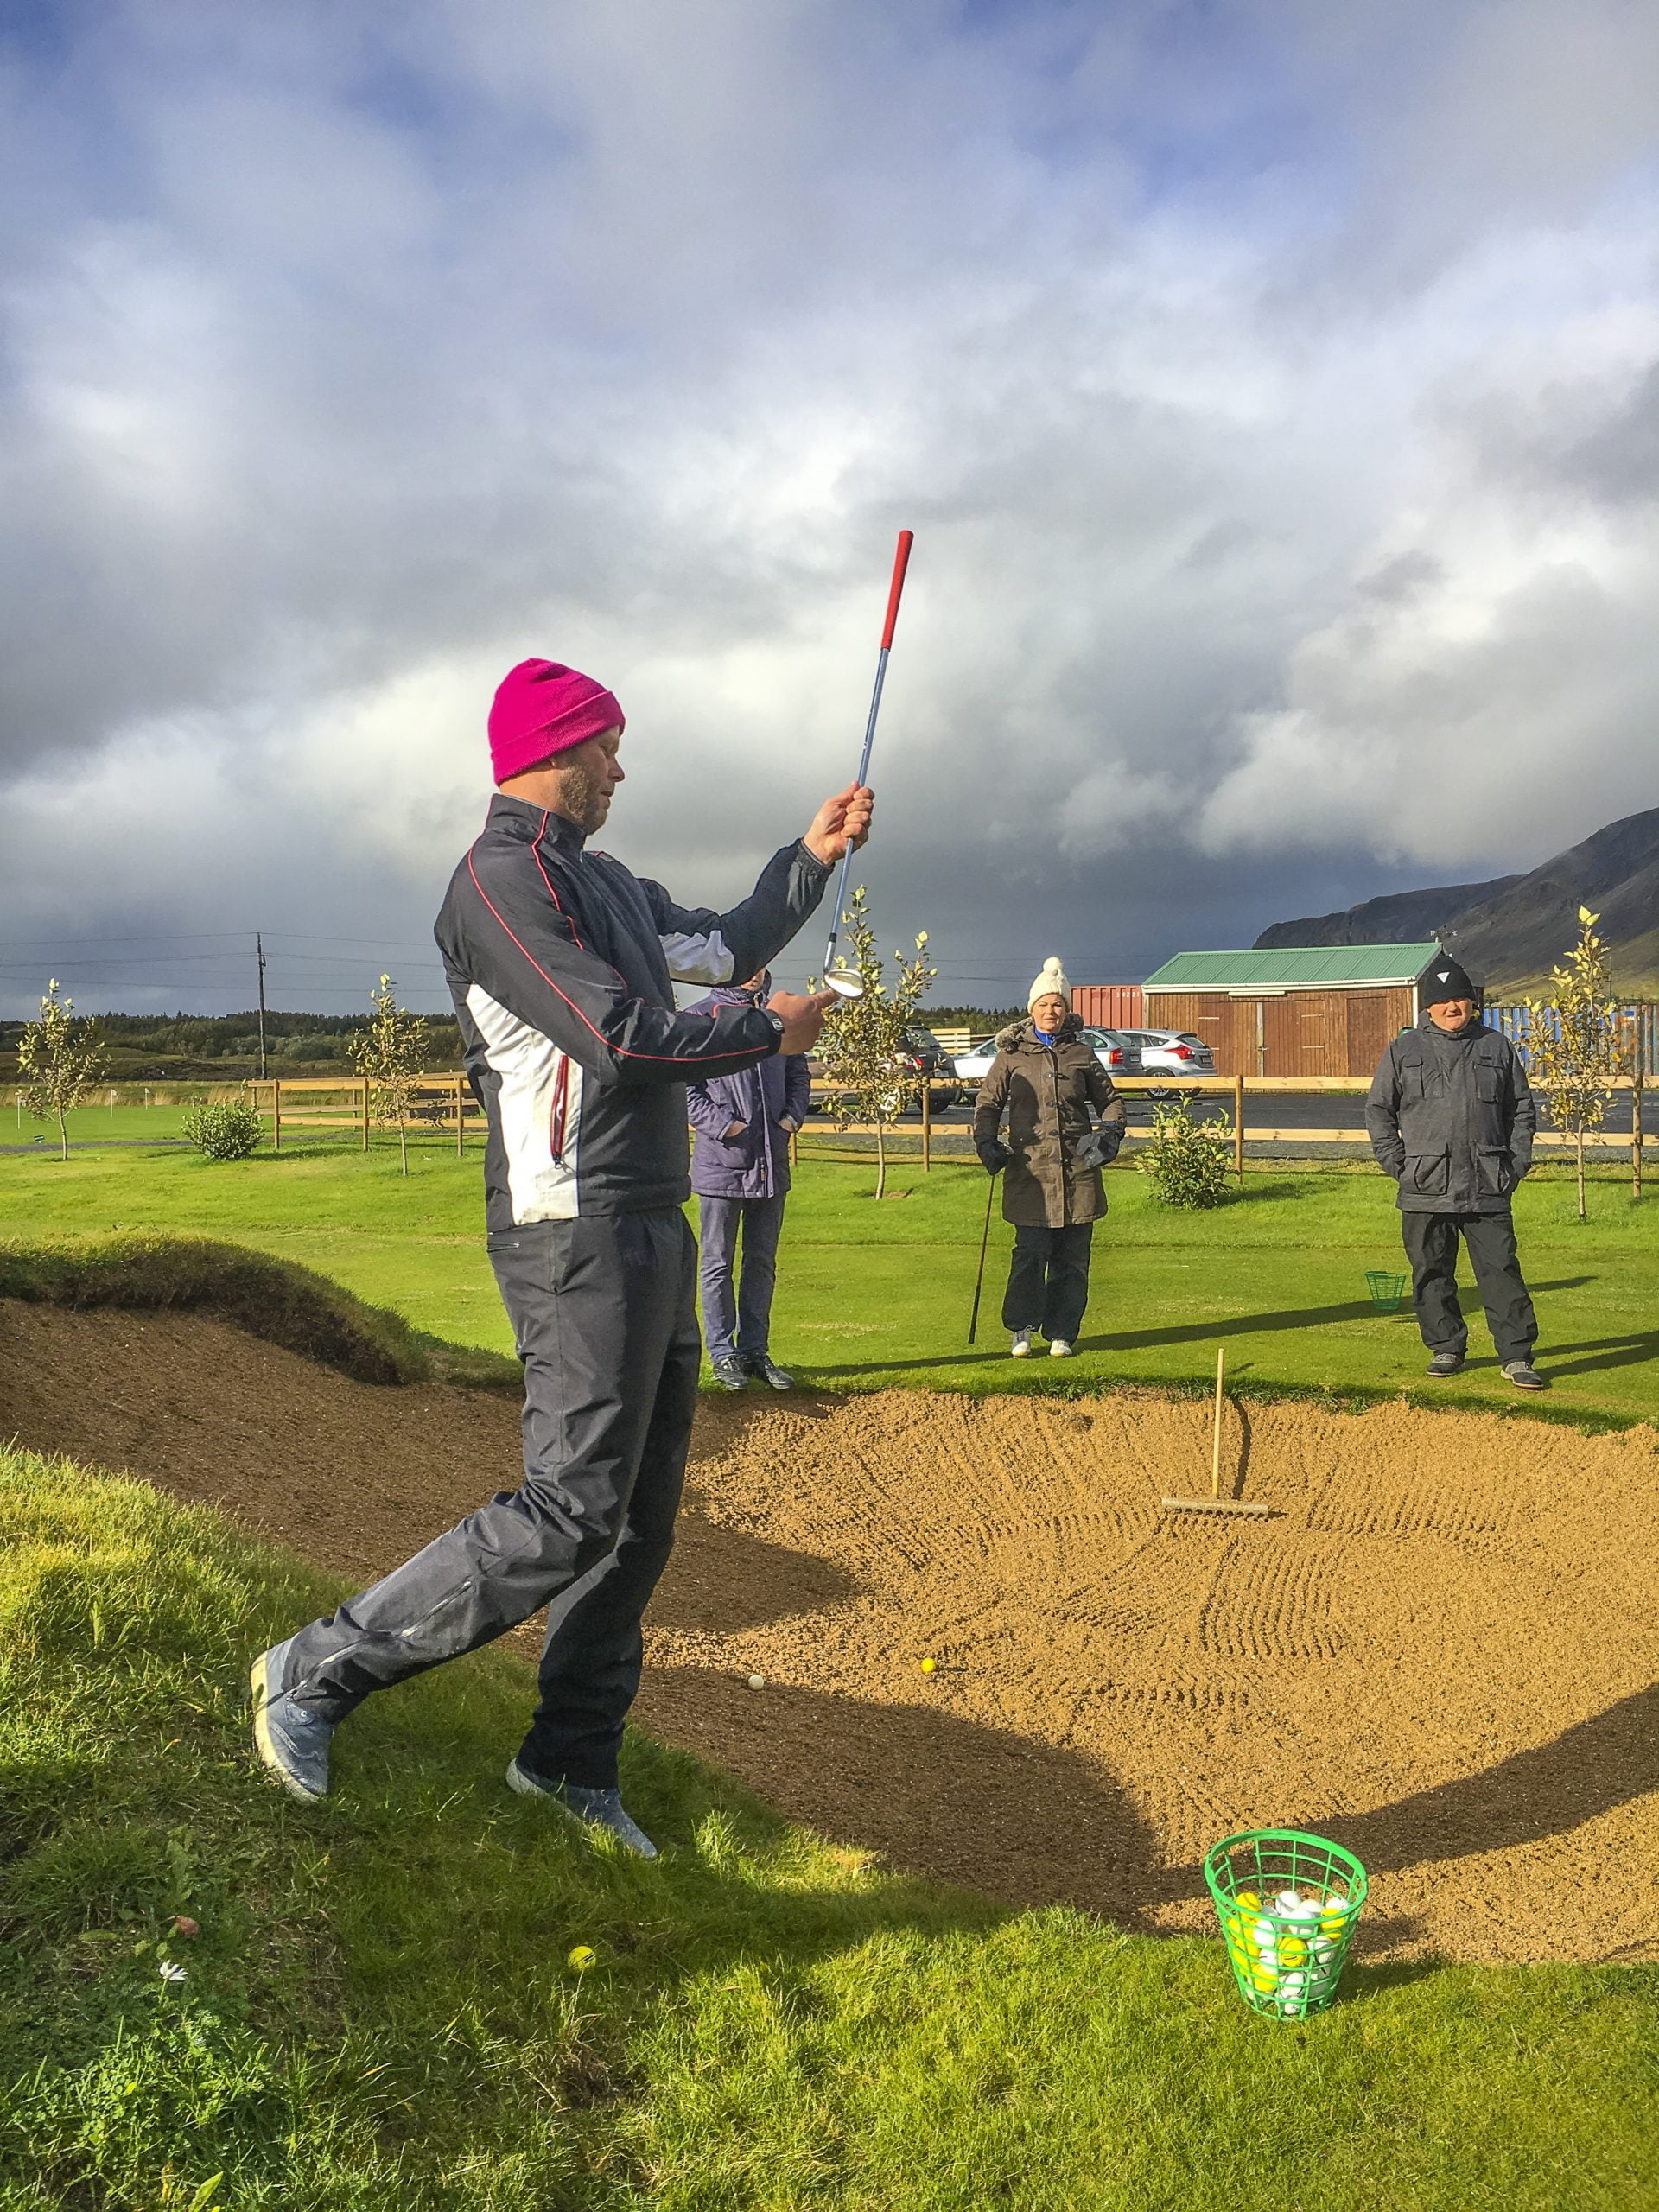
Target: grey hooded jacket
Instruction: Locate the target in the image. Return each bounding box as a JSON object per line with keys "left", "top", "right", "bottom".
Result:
{"left": 1364, "top": 1016, "right": 1536, "bottom": 1215}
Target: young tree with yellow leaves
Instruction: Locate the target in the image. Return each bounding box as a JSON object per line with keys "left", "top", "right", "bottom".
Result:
{"left": 1526, "top": 907, "right": 1624, "bottom": 1220}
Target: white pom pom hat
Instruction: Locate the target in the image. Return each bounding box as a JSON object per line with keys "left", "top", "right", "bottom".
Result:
{"left": 1027, "top": 957, "right": 1071, "bottom": 1014}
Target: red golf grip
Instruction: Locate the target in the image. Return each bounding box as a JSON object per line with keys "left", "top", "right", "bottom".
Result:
{"left": 880, "top": 529, "right": 914, "bottom": 651}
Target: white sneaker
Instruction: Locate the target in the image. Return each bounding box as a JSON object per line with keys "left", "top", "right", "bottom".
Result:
{"left": 1010, "top": 1329, "right": 1032, "bottom": 1358}
{"left": 1049, "top": 1338, "right": 1074, "bottom": 1358}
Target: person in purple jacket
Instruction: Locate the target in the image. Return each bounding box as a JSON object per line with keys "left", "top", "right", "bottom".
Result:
{"left": 687, "top": 969, "right": 812, "bottom": 1390}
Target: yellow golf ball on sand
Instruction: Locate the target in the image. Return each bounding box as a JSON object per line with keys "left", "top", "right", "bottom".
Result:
{"left": 568, "top": 1945, "right": 595, "bottom": 1971}
{"left": 919, "top": 1656, "right": 938, "bottom": 1674}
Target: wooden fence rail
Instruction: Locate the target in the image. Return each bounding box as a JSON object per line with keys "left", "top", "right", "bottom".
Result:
{"left": 245, "top": 1066, "right": 1647, "bottom": 1196}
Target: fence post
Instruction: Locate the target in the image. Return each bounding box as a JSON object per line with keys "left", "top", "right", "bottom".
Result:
{"left": 455, "top": 1074, "right": 465, "bottom": 1159}
{"left": 360, "top": 1078, "right": 371, "bottom": 1153}
{"left": 1233, "top": 1074, "right": 1244, "bottom": 1181}
{"left": 1631, "top": 1075, "right": 1643, "bottom": 1200}
{"left": 272, "top": 1080, "right": 282, "bottom": 1154}
{"left": 921, "top": 1076, "right": 931, "bottom": 1172}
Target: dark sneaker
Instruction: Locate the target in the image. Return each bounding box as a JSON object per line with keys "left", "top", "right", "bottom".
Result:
{"left": 1503, "top": 1361, "right": 1548, "bottom": 1391}
{"left": 743, "top": 1355, "right": 795, "bottom": 1391}
{"left": 505, "top": 1759, "right": 658, "bottom": 1859}
{"left": 710, "top": 1356, "right": 749, "bottom": 1391}
{"left": 1424, "top": 1351, "right": 1465, "bottom": 1379}
{"left": 250, "top": 1637, "right": 334, "bottom": 1803}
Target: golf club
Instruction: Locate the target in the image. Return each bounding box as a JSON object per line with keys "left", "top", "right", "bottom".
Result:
{"left": 822, "top": 528, "right": 915, "bottom": 998}
{"left": 967, "top": 1166, "right": 999, "bottom": 1344}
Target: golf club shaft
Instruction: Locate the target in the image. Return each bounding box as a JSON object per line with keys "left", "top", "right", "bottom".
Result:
{"left": 968, "top": 1168, "right": 997, "bottom": 1344}
{"left": 823, "top": 529, "right": 913, "bottom": 981}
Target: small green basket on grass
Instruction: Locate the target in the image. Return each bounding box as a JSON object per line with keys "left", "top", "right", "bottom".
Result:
{"left": 1365, "top": 1268, "right": 1409, "bottom": 1315}
{"left": 1205, "top": 1828, "right": 1368, "bottom": 2020}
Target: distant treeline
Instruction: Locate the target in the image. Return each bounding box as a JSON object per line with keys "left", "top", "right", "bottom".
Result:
{"left": 0, "top": 1008, "right": 463, "bottom": 1077}
{"left": 0, "top": 1003, "right": 1019, "bottom": 1076}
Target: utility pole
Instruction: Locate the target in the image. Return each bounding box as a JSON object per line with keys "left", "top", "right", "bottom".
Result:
{"left": 257, "top": 933, "right": 268, "bottom": 1079}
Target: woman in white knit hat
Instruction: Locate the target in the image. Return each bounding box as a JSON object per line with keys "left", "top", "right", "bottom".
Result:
{"left": 971, "top": 957, "right": 1127, "bottom": 1357}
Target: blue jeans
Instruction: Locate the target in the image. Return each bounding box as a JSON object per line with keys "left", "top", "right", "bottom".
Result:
{"left": 697, "top": 1193, "right": 787, "bottom": 1363}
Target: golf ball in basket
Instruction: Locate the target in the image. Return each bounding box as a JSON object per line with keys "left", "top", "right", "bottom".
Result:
{"left": 747, "top": 1674, "right": 766, "bottom": 1690}
{"left": 1279, "top": 1937, "right": 1308, "bottom": 1967}
{"left": 1236, "top": 1889, "right": 1262, "bottom": 1911}
{"left": 1274, "top": 1890, "right": 1305, "bottom": 1915}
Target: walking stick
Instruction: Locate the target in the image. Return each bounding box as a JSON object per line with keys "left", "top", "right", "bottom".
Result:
{"left": 967, "top": 1169, "right": 999, "bottom": 1344}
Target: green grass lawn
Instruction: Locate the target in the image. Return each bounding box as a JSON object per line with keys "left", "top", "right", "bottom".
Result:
{"left": 3, "top": 1446, "right": 1655, "bottom": 2211}
{"left": 3, "top": 1129, "right": 1656, "bottom": 1423}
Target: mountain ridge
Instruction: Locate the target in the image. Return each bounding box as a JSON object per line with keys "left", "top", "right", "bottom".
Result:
{"left": 1255, "top": 806, "right": 1659, "bottom": 995}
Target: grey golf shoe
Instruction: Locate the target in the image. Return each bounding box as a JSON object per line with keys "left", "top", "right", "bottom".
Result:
{"left": 505, "top": 1758, "right": 659, "bottom": 1859}
{"left": 710, "top": 1356, "right": 749, "bottom": 1391}
{"left": 250, "top": 1637, "right": 334, "bottom": 1803}
{"left": 1424, "top": 1351, "right": 1465, "bottom": 1379}
{"left": 1503, "top": 1360, "right": 1547, "bottom": 1391}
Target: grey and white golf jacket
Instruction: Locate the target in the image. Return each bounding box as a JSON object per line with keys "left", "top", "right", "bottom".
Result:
{"left": 435, "top": 795, "right": 831, "bottom": 1228}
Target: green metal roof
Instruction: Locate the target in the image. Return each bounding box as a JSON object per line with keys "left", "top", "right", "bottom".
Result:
{"left": 1142, "top": 943, "right": 1440, "bottom": 991}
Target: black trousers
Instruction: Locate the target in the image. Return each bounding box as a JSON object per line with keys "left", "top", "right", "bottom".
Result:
{"left": 283, "top": 1208, "right": 701, "bottom": 1789}
{"left": 1001, "top": 1221, "right": 1095, "bottom": 1341}
{"left": 1400, "top": 1209, "right": 1537, "bottom": 1366}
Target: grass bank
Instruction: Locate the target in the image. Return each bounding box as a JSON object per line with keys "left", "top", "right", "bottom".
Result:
{"left": 2, "top": 1442, "right": 1655, "bottom": 2211}
{"left": 3, "top": 1138, "right": 1656, "bottom": 1424}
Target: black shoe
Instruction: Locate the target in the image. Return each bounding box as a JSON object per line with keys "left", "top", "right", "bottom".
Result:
{"left": 710, "top": 1356, "right": 749, "bottom": 1391}
{"left": 743, "top": 1354, "right": 795, "bottom": 1391}
{"left": 1503, "top": 1360, "right": 1548, "bottom": 1391}
{"left": 1424, "top": 1351, "right": 1465, "bottom": 1378}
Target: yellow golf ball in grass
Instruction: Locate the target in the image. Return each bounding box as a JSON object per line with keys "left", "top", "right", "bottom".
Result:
{"left": 568, "top": 1945, "right": 595, "bottom": 1972}
{"left": 919, "top": 1656, "right": 938, "bottom": 1674}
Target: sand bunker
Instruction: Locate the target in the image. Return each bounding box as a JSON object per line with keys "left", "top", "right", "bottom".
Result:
{"left": 4, "top": 1297, "right": 1657, "bottom": 1966}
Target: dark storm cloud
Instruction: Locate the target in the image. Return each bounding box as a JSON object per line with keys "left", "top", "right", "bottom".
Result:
{"left": 2, "top": 0, "right": 1657, "bottom": 1014}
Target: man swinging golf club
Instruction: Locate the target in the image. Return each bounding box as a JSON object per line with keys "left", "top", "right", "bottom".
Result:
{"left": 251, "top": 657, "right": 870, "bottom": 1853}
{"left": 1365, "top": 950, "right": 1545, "bottom": 1389}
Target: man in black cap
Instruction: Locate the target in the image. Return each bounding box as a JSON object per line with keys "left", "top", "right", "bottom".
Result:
{"left": 1365, "top": 951, "right": 1545, "bottom": 1389}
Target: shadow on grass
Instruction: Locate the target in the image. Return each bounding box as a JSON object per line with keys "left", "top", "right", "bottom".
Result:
{"left": 807, "top": 1279, "right": 1597, "bottom": 1381}
{"left": 1536, "top": 1329, "right": 1659, "bottom": 1379}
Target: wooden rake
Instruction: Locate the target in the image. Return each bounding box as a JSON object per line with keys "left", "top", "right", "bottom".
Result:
{"left": 1161, "top": 1349, "right": 1276, "bottom": 1517}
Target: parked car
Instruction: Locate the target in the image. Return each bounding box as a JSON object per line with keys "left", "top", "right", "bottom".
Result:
{"left": 1127, "top": 1028, "right": 1217, "bottom": 1098}
{"left": 952, "top": 1027, "right": 1141, "bottom": 1084}
{"left": 1079, "top": 1027, "right": 1144, "bottom": 1078}
{"left": 895, "top": 1027, "right": 961, "bottom": 1114}
{"left": 807, "top": 1026, "right": 960, "bottom": 1116}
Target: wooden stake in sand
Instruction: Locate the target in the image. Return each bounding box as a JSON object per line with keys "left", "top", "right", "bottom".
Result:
{"left": 1160, "top": 1350, "right": 1276, "bottom": 1517}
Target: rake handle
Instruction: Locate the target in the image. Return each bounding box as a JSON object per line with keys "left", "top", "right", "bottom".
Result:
{"left": 1211, "top": 1347, "right": 1225, "bottom": 1499}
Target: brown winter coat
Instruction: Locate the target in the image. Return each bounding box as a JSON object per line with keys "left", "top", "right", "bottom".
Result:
{"left": 973, "top": 1014, "right": 1127, "bottom": 1229}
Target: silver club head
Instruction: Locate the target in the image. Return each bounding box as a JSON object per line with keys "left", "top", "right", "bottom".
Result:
{"left": 823, "top": 971, "right": 865, "bottom": 1000}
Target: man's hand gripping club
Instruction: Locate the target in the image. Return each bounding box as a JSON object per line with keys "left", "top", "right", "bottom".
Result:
{"left": 767, "top": 779, "right": 875, "bottom": 1053}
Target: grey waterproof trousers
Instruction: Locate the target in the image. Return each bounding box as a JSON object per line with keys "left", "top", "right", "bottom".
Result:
{"left": 1401, "top": 1209, "right": 1537, "bottom": 1366}
{"left": 283, "top": 1207, "right": 700, "bottom": 1788}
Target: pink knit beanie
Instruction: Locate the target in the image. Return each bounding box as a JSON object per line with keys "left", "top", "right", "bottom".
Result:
{"left": 488, "top": 658, "right": 625, "bottom": 784}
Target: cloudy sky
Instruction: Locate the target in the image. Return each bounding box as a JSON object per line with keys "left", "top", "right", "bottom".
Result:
{"left": 3, "top": 0, "right": 1657, "bottom": 1016}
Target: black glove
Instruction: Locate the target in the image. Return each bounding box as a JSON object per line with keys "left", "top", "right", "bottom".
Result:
{"left": 1077, "top": 1125, "right": 1122, "bottom": 1171}
{"left": 976, "top": 1140, "right": 1011, "bottom": 1175}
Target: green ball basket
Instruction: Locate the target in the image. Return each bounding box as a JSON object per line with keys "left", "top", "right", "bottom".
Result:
{"left": 1205, "top": 1829, "right": 1369, "bottom": 2021}
{"left": 1365, "top": 1268, "right": 1409, "bottom": 1315}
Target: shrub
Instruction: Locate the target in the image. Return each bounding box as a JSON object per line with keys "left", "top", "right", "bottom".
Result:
{"left": 179, "top": 1103, "right": 265, "bottom": 1162}
{"left": 1137, "top": 1101, "right": 1231, "bottom": 1208}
